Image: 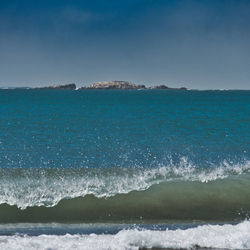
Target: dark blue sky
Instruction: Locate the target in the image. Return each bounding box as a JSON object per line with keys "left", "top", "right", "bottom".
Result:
{"left": 0, "top": 0, "right": 250, "bottom": 89}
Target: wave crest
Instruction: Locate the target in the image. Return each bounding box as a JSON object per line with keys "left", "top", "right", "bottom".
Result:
{"left": 0, "top": 158, "right": 249, "bottom": 210}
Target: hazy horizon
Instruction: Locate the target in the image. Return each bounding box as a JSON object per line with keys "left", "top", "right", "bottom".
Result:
{"left": 1, "top": 0, "right": 250, "bottom": 90}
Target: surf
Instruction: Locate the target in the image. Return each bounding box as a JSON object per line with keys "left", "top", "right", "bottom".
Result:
{"left": 0, "top": 159, "right": 249, "bottom": 209}
{"left": 0, "top": 221, "right": 250, "bottom": 249}
{"left": 0, "top": 173, "right": 250, "bottom": 223}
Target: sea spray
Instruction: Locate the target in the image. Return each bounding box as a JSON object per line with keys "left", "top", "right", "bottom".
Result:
{"left": 0, "top": 159, "right": 249, "bottom": 210}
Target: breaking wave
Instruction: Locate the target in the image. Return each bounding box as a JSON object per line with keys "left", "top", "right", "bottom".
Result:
{"left": 0, "top": 159, "right": 250, "bottom": 223}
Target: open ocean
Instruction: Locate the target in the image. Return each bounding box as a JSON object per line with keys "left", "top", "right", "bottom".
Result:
{"left": 0, "top": 89, "right": 249, "bottom": 249}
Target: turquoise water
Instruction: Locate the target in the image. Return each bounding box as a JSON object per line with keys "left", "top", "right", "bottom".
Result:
{"left": 0, "top": 89, "right": 250, "bottom": 249}
{"left": 1, "top": 89, "right": 249, "bottom": 169}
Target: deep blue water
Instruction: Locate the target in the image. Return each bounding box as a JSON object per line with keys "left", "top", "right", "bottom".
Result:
{"left": 0, "top": 89, "right": 249, "bottom": 169}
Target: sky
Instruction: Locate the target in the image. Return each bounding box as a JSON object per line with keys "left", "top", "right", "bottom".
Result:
{"left": 0, "top": 0, "right": 250, "bottom": 89}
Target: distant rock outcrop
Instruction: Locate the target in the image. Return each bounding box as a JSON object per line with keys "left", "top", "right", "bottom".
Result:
{"left": 36, "top": 83, "right": 76, "bottom": 90}
{"left": 150, "top": 85, "right": 187, "bottom": 90}
{"left": 31, "top": 81, "right": 187, "bottom": 91}
{"left": 151, "top": 85, "right": 170, "bottom": 89}
{"left": 78, "top": 81, "right": 146, "bottom": 90}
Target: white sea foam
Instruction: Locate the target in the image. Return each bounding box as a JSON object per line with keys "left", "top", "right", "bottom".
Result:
{"left": 0, "top": 221, "right": 250, "bottom": 250}
{"left": 0, "top": 159, "right": 249, "bottom": 209}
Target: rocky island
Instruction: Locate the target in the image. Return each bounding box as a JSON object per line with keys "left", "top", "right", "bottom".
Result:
{"left": 148, "top": 85, "right": 187, "bottom": 90}
{"left": 78, "top": 81, "right": 187, "bottom": 90}
{"left": 30, "top": 81, "right": 187, "bottom": 90}
{"left": 78, "top": 81, "right": 146, "bottom": 90}
{"left": 35, "top": 83, "right": 76, "bottom": 90}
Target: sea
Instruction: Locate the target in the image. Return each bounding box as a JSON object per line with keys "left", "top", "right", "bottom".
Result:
{"left": 0, "top": 89, "right": 249, "bottom": 249}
